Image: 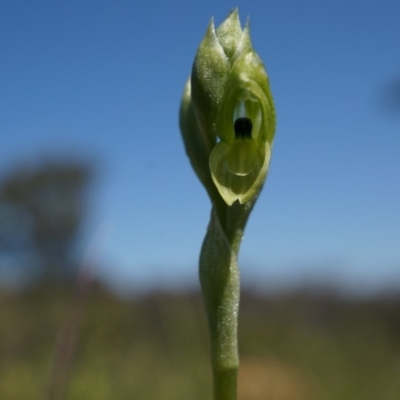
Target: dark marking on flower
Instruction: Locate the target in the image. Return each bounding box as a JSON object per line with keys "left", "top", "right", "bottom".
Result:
{"left": 234, "top": 117, "right": 252, "bottom": 139}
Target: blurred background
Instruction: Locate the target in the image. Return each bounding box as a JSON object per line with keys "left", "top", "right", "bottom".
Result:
{"left": 1, "top": 1, "right": 399, "bottom": 399}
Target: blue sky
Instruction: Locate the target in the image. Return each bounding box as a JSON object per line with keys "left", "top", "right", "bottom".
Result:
{"left": 1, "top": 1, "right": 399, "bottom": 294}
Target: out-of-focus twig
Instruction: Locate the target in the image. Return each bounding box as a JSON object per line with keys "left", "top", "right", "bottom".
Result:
{"left": 44, "top": 223, "right": 110, "bottom": 400}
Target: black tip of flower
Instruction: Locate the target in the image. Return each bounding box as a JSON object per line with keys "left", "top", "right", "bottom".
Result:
{"left": 234, "top": 117, "right": 252, "bottom": 139}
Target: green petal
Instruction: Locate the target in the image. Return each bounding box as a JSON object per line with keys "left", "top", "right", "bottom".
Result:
{"left": 215, "top": 9, "right": 243, "bottom": 59}
{"left": 191, "top": 19, "right": 229, "bottom": 143}
{"left": 217, "top": 50, "right": 275, "bottom": 146}
{"left": 226, "top": 138, "right": 258, "bottom": 176}
{"left": 210, "top": 141, "right": 271, "bottom": 205}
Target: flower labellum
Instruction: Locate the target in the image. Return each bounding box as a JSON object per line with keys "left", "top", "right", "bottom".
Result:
{"left": 180, "top": 9, "right": 276, "bottom": 206}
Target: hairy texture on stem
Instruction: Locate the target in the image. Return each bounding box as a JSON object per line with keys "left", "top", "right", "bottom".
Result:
{"left": 200, "top": 209, "right": 240, "bottom": 400}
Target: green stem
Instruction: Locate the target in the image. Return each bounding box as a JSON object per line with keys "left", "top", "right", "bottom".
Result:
{"left": 199, "top": 208, "right": 243, "bottom": 400}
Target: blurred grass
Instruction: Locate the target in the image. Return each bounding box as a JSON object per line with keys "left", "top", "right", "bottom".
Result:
{"left": 1, "top": 283, "right": 400, "bottom": 400}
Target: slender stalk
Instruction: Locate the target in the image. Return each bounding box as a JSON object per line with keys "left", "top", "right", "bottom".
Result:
{"left": 199, "top": 209, "right": 244, "bottom": 400}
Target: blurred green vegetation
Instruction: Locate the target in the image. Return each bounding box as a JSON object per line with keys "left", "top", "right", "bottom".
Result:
{"left": 1, "top": 283, "right": 400, "bottom": 400}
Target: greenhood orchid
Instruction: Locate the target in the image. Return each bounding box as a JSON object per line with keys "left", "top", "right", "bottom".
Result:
{"left": 180, "top": 9, "right": 275, "bottom": 206}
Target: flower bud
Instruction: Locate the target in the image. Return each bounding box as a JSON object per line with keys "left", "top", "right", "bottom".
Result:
{"left": 180, "top": 9, "right": 276, "bottom": 206}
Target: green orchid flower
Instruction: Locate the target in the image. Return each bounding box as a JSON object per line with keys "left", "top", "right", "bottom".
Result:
{"left": 181, "top": 9, "right": 276, "bottom": 206}
{"left": 210, "top": 48, "right": 275, "bottom": 205}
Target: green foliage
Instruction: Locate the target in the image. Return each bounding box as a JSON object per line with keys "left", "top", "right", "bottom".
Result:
{"left": 1, "top": 284, "right": 400, "bottom": 400}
